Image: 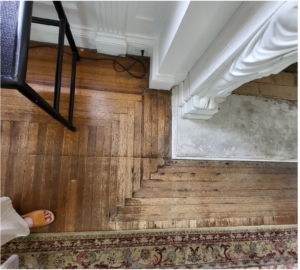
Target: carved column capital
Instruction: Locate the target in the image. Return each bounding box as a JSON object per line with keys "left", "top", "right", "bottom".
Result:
{"left": 174, "top": 1, "right": 298, "bottom": 120}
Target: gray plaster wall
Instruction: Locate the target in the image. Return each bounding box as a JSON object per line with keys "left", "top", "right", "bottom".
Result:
{"left": 172, "top": 94, "right": 297, "bottom": 162}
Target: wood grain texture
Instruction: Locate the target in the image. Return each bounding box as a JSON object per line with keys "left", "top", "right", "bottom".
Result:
{"left": 1, "top": 43, "right": 296, "bottom": 233}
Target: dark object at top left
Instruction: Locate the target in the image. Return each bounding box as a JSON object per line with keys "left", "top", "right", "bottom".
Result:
{"left": 1, "top": 1, "right": 80, "bottom": 131}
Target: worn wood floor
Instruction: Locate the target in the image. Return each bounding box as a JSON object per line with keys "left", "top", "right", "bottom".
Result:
{"left": 1, "top": 44, "right": 297, "bottom": 233}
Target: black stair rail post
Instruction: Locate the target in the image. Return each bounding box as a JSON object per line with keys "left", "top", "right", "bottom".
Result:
{"left": 68, "top": 51, "right": 77, "bottom": 124}
{"left": 53, "top": 18, "right": 66, "bottom": 111}
{"left": 19, "top": 83, "right": 77, "bottom": 131}
{"left": 52, "top": 1, "right": 80, "bottom": 125}
{"left": 53, "top": 1, "right": 80, "bottom": 61}
{"left": 1, "top": 1, "right": 79, "bottom": 132}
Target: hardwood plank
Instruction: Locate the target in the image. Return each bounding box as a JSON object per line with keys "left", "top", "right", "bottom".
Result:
{"left": 157, "top": 91, "right": 165, "bottom": 158}
{"left": 125, "top": 196, "right": 297, "bottom": 206}
{"left": 78, "top": 126, "right": 89, "bottom": 156}
{"left": 133, "top": 158, "right": 141, "bottom": 192}
{"left": 125, "top": 158, "right": 133, "bottom": 199}
{"left": 45, "top": 123, "right": 64, "bottom": 155}
{"left": 127, "top": 107, "right": 134, "bottom": 157}
{"left": 1, "top": 122, "right": 28, "bottom": 154}
{"left": 1, "top": 155, "right": 9, "bottom": 196}
{"left": 133, "top": 101, "right": 142, "bottom": 158}
{"left": 142, "top": 179, "right": 296, "bottom": 190}
{"left": 150, "top": 172, "right": 297, "bottom": 181}
{"left": 108, "top": 158, "right": 118, "bottom": 219}
{"left": 114, "top": 209, "right": 297, "bottom": 222}
{"left": 26, "top": 123, "right": 39, "bottom": 155}
{"left": 8, "top": 122, "right": 22, "bottom": 155}
{"left": 100, "top": 157, "right": 111, "bottom": 230}
{"left": 103, "top": 127, "right": 112, "bottom": 157}
{"left": 20, "top": 155, "right": 36, "bottom": 214}
{"left": 36, "top": 123, "right": 48, "bottom": 155}
{"left": 158, "top": 165, "right": 297, "bottom": 175}
{"left": 111, "top": 121, "right": 120, "bottom": 157}
{"left": 82, "top": 157, "right": 96, "bottom": 231}
{"left": 142, "top": 158, "right": 161, "bottom": 180}
{"left": 95, "top": 126, "right": 105, "bottom": 157}
{"left": 162, "top": 220, "right": 176, "bottom": 229}
{"left": 150, "top": 92, "right": 158, "bottom": 158}
{"left": 55, "top": 156, "right": 71, "bottom": 232}
{"left": 1, "top": 111, "right": 114, "bottom": 127}
{"left": 18, "top": 122, "right": 29, "bottom": 154}
{"left": 138, "top": 221, "right": 148, "bottom": 230}
{"left": 75, "top": 156, "right": 86, "bottom": 231}
{"left": 115, "top": 221, "right": 133, "bottom": 231}
{"left": 87, "top": 126, "right": 97, "bottom": 157}
{"left": 142, "top": 94, "right": 151, "bottom": 157}
{"left": 62, "top": 128, "right": 80, "bottom": 156}
{"left": 119, "top": 114, "right": 128, "bottom": 157}
{"left": 165, "top": 159, "right": 298, "bottom": 168}
{"left": 275, "top": 215, "right": 297, "bottom": 225}
{"left": 70, "top": 156, "right": 79, "bottom": 180}
{"left": 117, "top": 157, "right": 127, "bottom": 206}
{"left": 1, "top": 94, "right": 135, "bottom": 110}
{"left": 1, "top": 121, "right": 12, "bottom": 155}
{"left": 30, "top": 155, "right": 45, "bottom": 226}
{"left": 91, "top": 158, "right": 102, "bottom": 231}
{"left": 65, "top": 179, "right": 78, "bottom": 232}
{"left": 11, "top": 155, "right": 26, "bottom": 213}
{"left": 153, "top": 221, "right": 163, "bottom": 229}
{"left": 142, "top": 158, "right": 150, "bottom": 181}
{"left": 45, "top": 155, "right": 60, "bottom": 232}
{"left": 20, "top": 84, "right": 142, "bottom": 102}
{"left": 133, "top": 188, "right": 297, "bottom": 198}
{"left": 118, "top": 202, "right": 297, "bottom": 216}
{"left": 34, "top": 155, "right": 54, "bottom": 233}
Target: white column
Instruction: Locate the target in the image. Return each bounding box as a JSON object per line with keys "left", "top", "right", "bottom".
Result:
{"left": 149, "top": 1, "right": 242, "bottom": 90}
{"left": 177, "top": 1, "right": 298, "bottom": 120}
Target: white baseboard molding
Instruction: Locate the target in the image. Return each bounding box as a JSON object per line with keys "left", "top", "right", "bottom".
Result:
{"left": 30, "top": 24, "right": 156, "bottom": 57}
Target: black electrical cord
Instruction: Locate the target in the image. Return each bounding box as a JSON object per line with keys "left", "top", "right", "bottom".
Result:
{"left": 28, "top": 45, "right": 147, "bottom": 79}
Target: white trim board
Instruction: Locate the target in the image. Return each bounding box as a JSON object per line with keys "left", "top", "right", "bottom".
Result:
{"left": 30, "top": 24, "right": 156, "bottom": 57}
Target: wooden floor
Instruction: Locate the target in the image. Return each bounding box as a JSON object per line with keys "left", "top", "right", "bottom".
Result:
{"left": 1, "top": 44, "right": 297, "bottom": 233}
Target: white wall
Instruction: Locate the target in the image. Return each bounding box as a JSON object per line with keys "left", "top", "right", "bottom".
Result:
{"left": 30, "top": 1, "right": 169, "bottom": 57}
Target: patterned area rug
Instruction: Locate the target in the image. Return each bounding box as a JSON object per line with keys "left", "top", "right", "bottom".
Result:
{"left": 1, "top": 225, "right": 297, "bottom": 269}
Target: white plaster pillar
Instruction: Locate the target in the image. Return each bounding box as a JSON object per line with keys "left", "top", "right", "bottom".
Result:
{"left": 149, "top": 1, "right": 242, "bottom": 90}
{"left": 177, "top": 1, "right": 298, "bottom": 120}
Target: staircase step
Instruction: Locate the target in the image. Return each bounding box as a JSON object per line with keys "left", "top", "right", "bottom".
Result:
{"left": 114, "top": 203, "right": 297, "bottom": 222}
{"left": 125, "top": 196, "right": 297, "bottom": 206}
{"left": 164, "top": 159, "right": 297, "bottom": 168}
{"left": 150, "top": 172, "right": 296, "bottom": 181}
{"left": 142, "top": 178, "right": 297, "bottom": 190}
{"left": 112, "top": 214, "right": 297, "bottom": 227}
{"left": 157, "top": 166, "right": 297, "bottom": 175}
{"left": 133, "top": 188, "right": 297, "bottom": 198}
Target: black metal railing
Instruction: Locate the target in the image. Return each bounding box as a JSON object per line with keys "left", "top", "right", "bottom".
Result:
{"left": 1, "top": 1, "right": 80, "bottom": 131}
